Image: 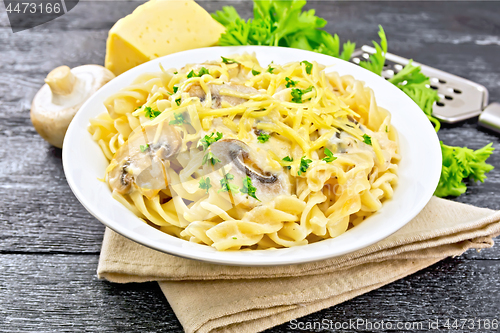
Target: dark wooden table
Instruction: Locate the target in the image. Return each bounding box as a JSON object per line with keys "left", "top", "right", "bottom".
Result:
{"left": 1, "top": 1, "right": 499, "bottom": 332}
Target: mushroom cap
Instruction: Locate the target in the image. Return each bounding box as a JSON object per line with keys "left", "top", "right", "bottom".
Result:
{"left": 31, "top": 65, "right": 115, "bottom": 148}
{"left": 210, "top": 139, "right": 291, "bottom": 206}
{"left": 107, "top": 123, "right": 182, "bottom": 197}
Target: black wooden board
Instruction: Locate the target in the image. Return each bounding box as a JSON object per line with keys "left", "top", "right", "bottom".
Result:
{"left": 1, "top": 1, "right": 499, "bottom": 332}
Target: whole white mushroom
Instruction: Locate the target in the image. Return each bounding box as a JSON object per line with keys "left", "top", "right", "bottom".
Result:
{"left": 31, "top": 65, "right": 115, "bottom": 148}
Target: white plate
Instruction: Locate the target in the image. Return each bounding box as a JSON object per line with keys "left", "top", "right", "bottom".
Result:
{"left": 63, "top": 46, "right": 441, "bottom": 266}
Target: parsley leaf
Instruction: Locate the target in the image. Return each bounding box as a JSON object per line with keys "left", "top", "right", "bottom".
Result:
{"left": 285, "top": 77, "right": 298, "bottom": 88}
{"left": 252, "top": 68, "right": 261, "bottom": 76}
{"left": 139, "top": 144, "right": 149, "bottom": 153}
{"left": 389, "top": 60, "right": 441, "bottom": 131}
{"left": 322, "top": 148, "right": 337, "bottom": 162}
{"left": 257, "top": 132, "right": 270, "bottom": 143}
{"left": 169, "top": 112, "right": 188, "bottom": 125}
{"left": 362, "top": 134, "right": 372, "bottom": 145}
{"left": 173, "top": 85, "right": 178, "bottom": 93}
{"left": 187, "top": 67, "right": 209, "bottom": 78}
{"left": 144, "top": 106, "right": 161, "bottom": 120}
{"left": 435, "top": 142, "right": 495, "bottom": 197}
{"left": 300, "top": 60, "right": 313, "bottom": 74}
{"left": 198, "top": 132, "right": 223, "bottom": 151}
{"left": 282, "top": 156, "right": 293, "bottom": 169}
{"left": 212, "top": 1, "right": 355, "bottom": 60}
{"left": 203, "top": 152, "right": 221, "bottom": 166}
{"left": 291, "top": 86, "right": 313, "bottom": 103}
{"left": 240, "top": 176, "right": 259, "bottom": 201}
{"left": 298, "top": 156, "right": 312, "bottom": 175}
{"left": 198, "top": 177, "right": 212, "bottom": 193}
{"left": 175, "top": 97, "right": 181, "bottom": 106}
{"left": 359, "top": 25, "right": 387, "bottom": 76}
{"left": 219, "top": 173, "right": 239, "bottom": 193}
{"left": 221, "top": 56, "right": 239, "bottom": 64}
{"left": 267, "top": 66, "right": 274, "bottom": 74}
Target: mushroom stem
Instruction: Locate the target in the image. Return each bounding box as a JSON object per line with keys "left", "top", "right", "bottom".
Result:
{"left": 45, "top": 66, "right": 76, "bottom": 96}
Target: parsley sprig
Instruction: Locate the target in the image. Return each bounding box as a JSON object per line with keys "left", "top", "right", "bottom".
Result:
{"left": 198, "top": 177, "right": 212, "bottom": 193}
{"left": 219, "top": 173, "right": 239, "bottom": 193}
{"left": 187, "top": 67, "right": 209, "bottom": 78}
{"left": 362, "top": 134, "right": 372, "bottom": 146}
{"left": 285, "top": 77, "right": 298, "bottom": 88}
{"left": 198, "top": 132, "right": 223, "bottom": 150}
{"left": 221, "top": 56, "right": 239, "bottom": 64}
{"left": 322, "top": 148, "right": 337, "bottom": 162}
{"left": 240, "top": 176, "right": 259, "bottom": 201}
{"left": 291, "top": 86, "right": 313, "bottom": 103}
{"left": 144, "top": 106, "right": 161, "bottom": 120}
{"left": 203, "top": 152, "right": 221, "bottom": 166}
{"left": 212, "top": 1, "right": 355, "bottom": 61}
{"left": 436, "top": 142, "right": 495, "bottom": 197}
{"left": 257, "top": 132, "right": 270, "bottom": 143}
{"left": 252, "top": 68, "right": 261, "bottom": 75}
{"left": 300, "top": 60, "right": 313, "bottom": 74}
{"left": 359, "top": 25, "right": 387, "bottom": 76}
{"left": 169, "top": 112, "right": 189, "bottom": 125}
{"left": 282, "top": 156, "right": 293, "bottom": 170}
{"left": 298, "top": 156, "right": 312, "bottom": 176}
{"left": 139, "top": 144, "right": 149, "bottom": 153}
{"left": 389, "top": 60, "right": 441, "bottom": 131}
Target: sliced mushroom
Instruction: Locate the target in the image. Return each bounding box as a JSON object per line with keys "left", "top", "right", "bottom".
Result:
{"left": 31, "top": 65, "right": 115, "bottom": 148}
{"left": 209, "top": 139, "right": 290, "bottom": 204}
{"left": 107, "top": 123, "right": 182, "bottom": 197}
{"left": 186, "top": 82, "right": 259, "bottom": 109}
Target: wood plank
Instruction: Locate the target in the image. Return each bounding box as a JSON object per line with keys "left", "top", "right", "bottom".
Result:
{"left": 0, "top": 255, "right": 498, "bottom": 332}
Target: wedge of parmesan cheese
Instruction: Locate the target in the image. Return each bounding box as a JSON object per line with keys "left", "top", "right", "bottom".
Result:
{"left": 105, "top": 0, "right": 225, "bottom": 75}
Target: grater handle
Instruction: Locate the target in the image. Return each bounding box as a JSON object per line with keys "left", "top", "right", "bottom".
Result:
{"left": 479, "top": 103, "right": 500, "bottom": 134}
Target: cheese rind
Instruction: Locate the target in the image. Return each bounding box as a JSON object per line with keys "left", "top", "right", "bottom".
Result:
{"left": 105, "top": 0, "right": 225, "bottom": 76}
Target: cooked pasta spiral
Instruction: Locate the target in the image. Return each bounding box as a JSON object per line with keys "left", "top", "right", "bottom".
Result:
{"left": 88, "top": 53, "right": 400, "bottom": 250}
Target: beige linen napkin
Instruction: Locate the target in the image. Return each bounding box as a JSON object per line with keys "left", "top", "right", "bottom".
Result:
{"left": 98, "top": 197, "right": 500, "bottom": 333}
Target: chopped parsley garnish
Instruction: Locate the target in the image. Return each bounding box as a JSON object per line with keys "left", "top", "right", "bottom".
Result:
{"left": 187, "top": 67, "right": 209, "bottom": 78}
{"left": 252, "top": 68, "right": 261, "bottom": 76}
{"left": 240, "top": 176, "right": 259, "bottom": 201}
{"left": 385, "top": 126, "right": 388, "bottom": 133}
{"left": 198, "top": 177, "right": 212, "bottom": 193}
{"left": 291, "top": 86, "right": 313, "bottom": 103}
{"left": 173, "top": 71, "right": 178, "bottom": 74}
{"left": 175, "top": 97, "right": 181, "bottom": 106}
{"left": 173, "top": 85, "right": 179, "bottom": 93}
{"left": 221, "top": 56, "right": 238, "bottom": 64}
{"left": 144, "top": 106, "right": 161, "bottom": 119}
{"left": 257, "top": 132, "right": 270, "bottom": 143}
{"left": 202, "top": 152, "right": 221, "bottom": 166}
{"left": 362, "top": 134, "right": 372, "bottom": 146}
{"left": 266, "top": 66, "right": 274, "bottom": 74}
{"left": 139, "top": 144, "right": 149, "bottom": 153}
{"left": 219, "top": 173, "right": 239, "bottom": 193}
{"left": 285, "top": 77, "right": 298, "bottom": 88}
{"left": 298, "top": 156, "right": 312, "bottom": 176}
{"left": 282, "top": 156, "right": 293, "bottom": 170}
{"left": 232, "top": 237, "right": 237, "bottom": 240}
{"left": 300, "top": 60, "right": 313, "bottom": 74}
{"left": 322, "top": 148, "right": 337, "bottom": 163}
{"left": 198, "top": 132, "right": 223, "bottom": 150}
{"left": 169, "top": 112, "right": 189, "bottom": 126}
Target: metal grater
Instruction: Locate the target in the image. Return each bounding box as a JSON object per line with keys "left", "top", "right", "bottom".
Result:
{"left": 350, "top": 45, "right": 489, "bottom": 124}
